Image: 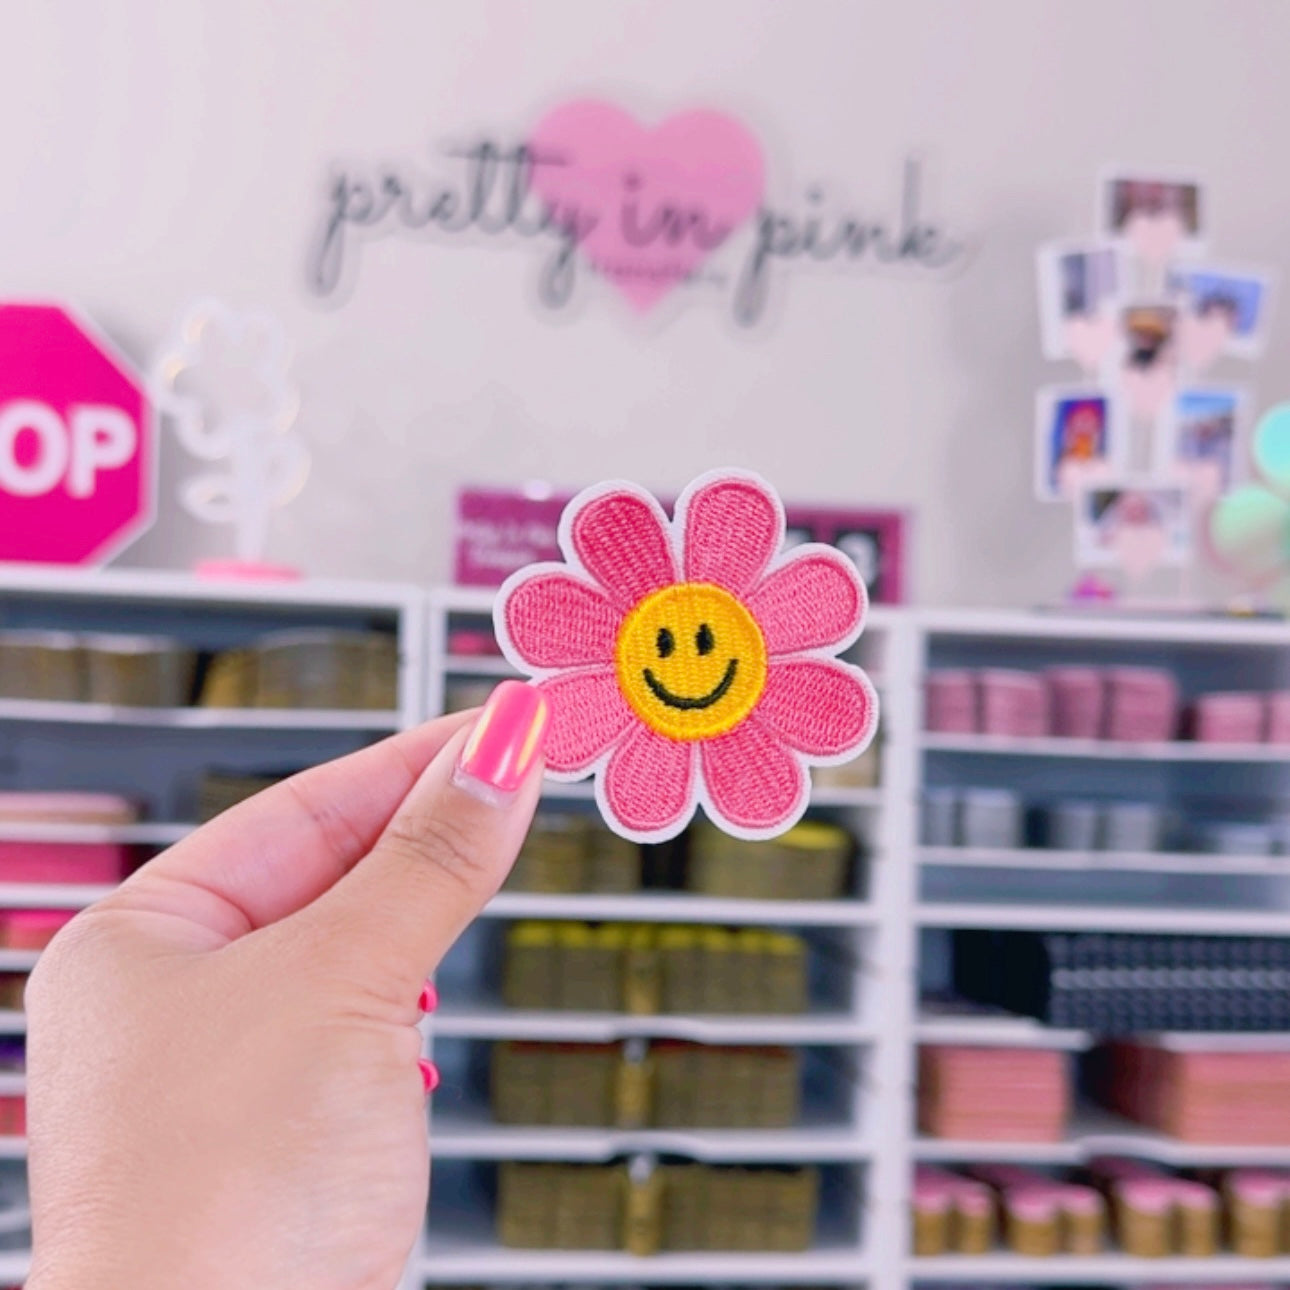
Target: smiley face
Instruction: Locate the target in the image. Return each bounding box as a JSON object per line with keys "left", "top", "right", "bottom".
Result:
{"left": 614, "top": 582, "right": 768, "bottom": 740}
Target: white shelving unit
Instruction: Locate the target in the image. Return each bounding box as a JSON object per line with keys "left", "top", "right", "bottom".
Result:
{"left": 0, "top": 567, "right": 427, "bottom": 1288}
{"left": 910, "top": 608, "right": 1290, "bottom": 1288}
{"left": 424, "top": 598, "right": 1290, "bottom": 1289}
{"left": 424, "top": 587, "right": 916, "bottom": 1290}
{"left": 6, "top": 576, "right": 1290, "bottom": 1289}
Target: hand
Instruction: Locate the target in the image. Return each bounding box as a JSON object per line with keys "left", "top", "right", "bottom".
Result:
{"left": 23, "top": 681, "right": 549, "bottom": 1290}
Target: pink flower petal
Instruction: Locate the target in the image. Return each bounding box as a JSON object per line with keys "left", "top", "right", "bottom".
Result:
{"left": 536, "top": 669, "right": 634, "bottom": 773}
{"left": 682, "top": 474, "right": 782, "bottom": 596}
{"left": 747, "top": 547, "right": 866, "bottom": 656}
{"left": 700, "top": 718, "right": 808, "bottom": 834}
{"left": 756, "top": 659, "right": 878, "bottom": 757}
{"left": 502, "top": 571, "right": 621, "bottom": 669}
{"left": 603, "top": 723, "right": 697, "bottom": 838}
{"left": 568, "top": 487, "right": 677, "bottom": 611}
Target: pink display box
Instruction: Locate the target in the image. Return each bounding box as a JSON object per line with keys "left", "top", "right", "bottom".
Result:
{"left": 918, "top": 1046, "right": 1070, "bottom": 1140}
{"left": 0, "top": 1097, "right": 23, "bottom": 1137}
{"left": 1267, "top": 692, "right": 1290, "bottom": 744}
{"left": 446, "top": 629, "right": 503, "bottom": 658}
{"left": 924, "top": 671, "right": 977, "bottom": 734}
{"left": 0, "top": 842, "right": 130, "bottom": 884}
{"left": 1193, "top": 692, "right": 1266, "bottom": 744}
{"left": 0, "top": 792, "right": 136, "bottom": 825}
{"left": 979, "top": 669, "right": 1049, "bottom": 738}
{"left": 0, "top": 909, "right": 75, "bottom": 949}
{"left": 1101, "top": 1043, "right": 1290, "bottom": 1144}
{"left": 1104, "top": 668, "right": 1180, "bottom": 742}
{"left": 1046, "top": 667, "right": 1106, "bottom": 739}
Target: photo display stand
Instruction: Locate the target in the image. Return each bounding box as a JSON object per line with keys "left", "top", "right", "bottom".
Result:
{"left": 1035, "top": 173, "right": 1276, "bottom": 607}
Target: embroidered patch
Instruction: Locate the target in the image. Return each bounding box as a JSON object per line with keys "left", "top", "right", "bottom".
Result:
{"left": 495, "top": 469, "right": 879, "bottom": 843}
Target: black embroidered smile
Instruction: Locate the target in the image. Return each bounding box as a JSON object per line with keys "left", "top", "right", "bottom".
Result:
{"left": 643, "top": 659, "right": 739, "bottom": 710}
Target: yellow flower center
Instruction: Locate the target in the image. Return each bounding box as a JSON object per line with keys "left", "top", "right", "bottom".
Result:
{"left": 614, "top": 582, "right": 768, "bottom": 741}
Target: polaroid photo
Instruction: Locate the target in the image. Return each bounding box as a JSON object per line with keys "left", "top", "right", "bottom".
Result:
{"left": 1118, "top": 299, "right": 1181, "bottom": 424}
{"left": 1100, "top": 171, "right": 1205, "bottom": 264}
{"left": 1169, "top": 263, "right": 1275, "bottom": 362}
{"left": 1120, "top": 301, "right": 1179, "bottom": 370}
{"left": 1075, "top": 479, "right": 1193, "bottom": 570}
{"left": 1161, "top": 385, "right": 1248, "bottom": 500}
{"left": 1037, "top": 241, "right": 1123, "bottom": 366}
{"left": 1035, "top": 386, "right": 1121, "bottom": 502}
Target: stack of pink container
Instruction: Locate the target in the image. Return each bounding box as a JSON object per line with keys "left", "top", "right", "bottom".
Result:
{"left": 0, "top": 793, "right": 138, "bottom": 885}
{"left": 1101, "top": 1042, "right": 1290, "bottom": 1144}
{"left": 0, "top": 910, "right": 74, "bottom": 950}
{"left": 911, "top": 1164, "right": 995, "bottom": 1254}
{"left": 970, "top": 1163, "right": 1106, "bottom": 1254}
{"left": 0, "top": 1098, "right": 22, "bottom": 1138}
{"left": 1193, "top": 693, "right": 1266, "bottom": 744}
{"left": 1087, "top": 1157, "right": 1223, "bottom": 1257}
{"left": 1188, "top": 689, "right": 1290, "bottom": 744}
{"left": 978, "top": 670, "right": 1049, "bottom": 738}
{"left": 1267, "top": 693, "right": 1290, "bottom": 743}
{"left": 918, "top": 1045, "right": 1070, "bottom": 1142}
{"left": 1103, "top": 668, "right": 1180, "bottom": 742}
{"left": 924, "top": 672, "right": 977, "bottom": 734}
{"left": 1046, "top": 667, "right": 1105, "bottom": 739}
{"left": 0, "top": 1041, "right": 22, "bottom": 1138}
{"left": 924, "top": 665, "right": 1182, "bottom": 742}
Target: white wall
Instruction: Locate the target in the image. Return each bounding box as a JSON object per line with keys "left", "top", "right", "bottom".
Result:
{"left": 3, "top": 0, "right": 1287, "bottom": 605}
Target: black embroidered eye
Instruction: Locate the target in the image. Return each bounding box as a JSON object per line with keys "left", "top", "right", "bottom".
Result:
{"left": 695, "top": 623, "right": 715, "bottom": 655}
{"left": 656, "top": 627, "right": 675, "bottom": 658}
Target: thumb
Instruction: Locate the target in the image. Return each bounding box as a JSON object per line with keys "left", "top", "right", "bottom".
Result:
{"left": 298, "top": 680, "right": 549, "bottom": 997}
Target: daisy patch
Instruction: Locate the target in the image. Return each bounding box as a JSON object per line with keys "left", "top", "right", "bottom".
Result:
{"left": 495, "top": 470, "right": 879, "bottom": 842}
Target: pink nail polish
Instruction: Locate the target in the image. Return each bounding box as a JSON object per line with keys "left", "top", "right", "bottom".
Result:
{"left": 419, "top": 980, "right": 438, "bottom": 1014}
{"left": 455, "top": 681, "right": 549, "bottom": 796}
{"left": 419, "top": 1059, "right": 440, "bottom": 1094}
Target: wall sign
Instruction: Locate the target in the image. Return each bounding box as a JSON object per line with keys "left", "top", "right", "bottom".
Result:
{"left": 307, "top": 99, "right": 966, "bottom": 326}
{"left": 0, "top": 303, "right": 155, "bottom": 566}
{"left": 456, "top": 486, "right": 908, "bottom": 603}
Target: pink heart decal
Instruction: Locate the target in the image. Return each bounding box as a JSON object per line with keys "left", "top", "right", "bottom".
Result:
{"left": 1123, "top": 363, "right": 1176, "bottom": 422}
{"left": 1063, "top": 313, "right": 1117, "bottom": 374}
{"left": 1114, "top": 519, "right": 1168, "bottom": 580}
{"left": 1178, "top": 309, "right": 1232, "bottom": 373}
{"left": 528, "top": 100, "right": 765, "bottom": 313}
{"left": 1123, "top": 211, "right": 1186, "bottom": 265}
{"left": 1177, "top": 457, "right": 1226, "bottom": 505}
{"left": 1057, "top": 456, "right": 1113, "bottom": 498}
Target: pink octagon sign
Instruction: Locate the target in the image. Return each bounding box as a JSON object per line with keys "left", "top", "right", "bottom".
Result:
{"left": 0, "top": 303, "right": 155, "bottom": 565}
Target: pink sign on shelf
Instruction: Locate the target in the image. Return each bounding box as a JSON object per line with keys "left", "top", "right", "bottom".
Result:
{"left": 455, "top": 487, "right": 908, "bottom": 604}
{"left": 0, "top": 303, "right": 155, "bottom": 565}
{"left": 455, "top": 489, "right": 568, "bottom": 587}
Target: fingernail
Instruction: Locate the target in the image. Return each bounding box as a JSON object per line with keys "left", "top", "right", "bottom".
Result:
{"left": 454, "top": 681, "right": 549, "bottom": 799}
{"left": 419, "top": 1059, "right": 440, "bottom": 1094}
{"left": 419, "top": 980, "right": 438, "bottom": 1014}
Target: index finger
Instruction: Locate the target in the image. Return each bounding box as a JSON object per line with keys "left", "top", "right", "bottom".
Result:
{"left": 105, "top": 710, "right": 476, "bottom": 941}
